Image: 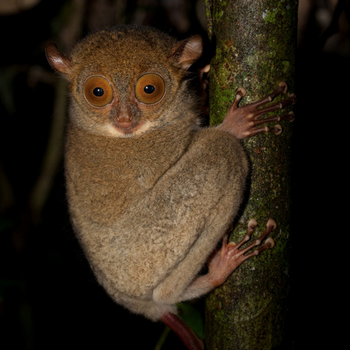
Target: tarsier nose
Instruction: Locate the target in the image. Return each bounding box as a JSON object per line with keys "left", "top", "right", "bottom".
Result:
{"left": 117, "top": 114, "right": 132, "bottom": 123}
{"left": 116, "top": 103, "right": 133, "bottom": 124}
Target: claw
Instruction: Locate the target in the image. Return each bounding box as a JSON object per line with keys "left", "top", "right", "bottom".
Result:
{"left": 266, "top": 218, "right": 277, "bottom": 231}
{"left": 273, "top": 124, "right": 282, "bottom": 135}
{"left": 286, "top": 111, "right": 295, "bottom": 122}
{"left": 278, "top": 81, "right": 288, "bottom": 93}
{"left": 236, "top": 87, "right": 247, "bottom": 98}
{"left": 254, "top": 237, "right": 275, "bottom": 255}
{"left": 247, "top": 219, "right": 258, "bottom": 234}
{"left": 234, "top": 219, "right": 258, "bottom": 250}
{"left": 229, "top": 87, "right": 247, "bottom": 111}
{"left": 265, "top": 237, "right": 275, "bottom": 248}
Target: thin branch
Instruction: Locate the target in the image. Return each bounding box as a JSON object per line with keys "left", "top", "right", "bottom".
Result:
{"left": 29, "top": 0, "right": 86, "bottom": 221}
{"left": 318, "top": 0, "right": 348, "bottom": 50}
{"left": 29, "top": 78, "right": 67, "bottom": 221}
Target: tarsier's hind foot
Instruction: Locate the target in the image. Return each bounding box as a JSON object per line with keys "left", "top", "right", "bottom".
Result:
{"left": 219, "top": 82, "right": 296, "bottom": 139}
{"left": 208, "top": 219, "right": 277, "bottom": 288}
{"left": 160, "top": 220, "right": 276, "bottom": 350}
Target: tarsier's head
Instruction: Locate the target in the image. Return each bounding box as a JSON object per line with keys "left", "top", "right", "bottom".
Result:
{"left": 46, "top": 26, "right": 204, "bottom": 138}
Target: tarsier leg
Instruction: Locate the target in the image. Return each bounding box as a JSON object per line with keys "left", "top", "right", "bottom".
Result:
{"left": 218, "top": 82, "right": 296, "bottom": 139}
{"left": 161, "top": 219, "right": 276, "bottom": 350}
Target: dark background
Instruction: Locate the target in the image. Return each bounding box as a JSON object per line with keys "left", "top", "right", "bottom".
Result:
{"left": 0, "top": 0, "right": 347, "bottom": 349}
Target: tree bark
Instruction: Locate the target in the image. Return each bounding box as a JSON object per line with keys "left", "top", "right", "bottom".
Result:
{"left": 204, "top": 0, "right": 297, "bottom": 349}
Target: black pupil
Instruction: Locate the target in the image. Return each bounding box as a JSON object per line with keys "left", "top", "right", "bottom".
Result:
{"left": 144, "top": 85, "right": 155, "bottom": 94}
{"left": 93, "top": 87, "right": 104, "bottom": 97}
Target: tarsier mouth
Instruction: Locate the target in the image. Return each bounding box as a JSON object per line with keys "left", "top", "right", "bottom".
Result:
{"left": 113, "top": 119, "right": 149, "bottom": 134}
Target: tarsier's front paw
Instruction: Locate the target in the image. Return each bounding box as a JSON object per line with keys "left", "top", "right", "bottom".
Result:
{"left": 208, "top": 219, "right": 276, "bottom": 287}
{"left": 218, "top": 82, "right": 296, "bottom": 139}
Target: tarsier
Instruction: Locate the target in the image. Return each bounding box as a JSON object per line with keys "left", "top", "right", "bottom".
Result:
{"left": 46, "top": 25, "right": 296, "bottom": 350}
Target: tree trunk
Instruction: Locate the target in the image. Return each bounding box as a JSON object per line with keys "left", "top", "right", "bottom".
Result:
{"left": 203, "top": 0, "right": 297, "bottom": 349}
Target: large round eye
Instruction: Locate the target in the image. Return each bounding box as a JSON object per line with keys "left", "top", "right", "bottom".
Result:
{"left": 84, "top": 76, "right": 113, "bottom": 107}
{"left": 135, "top": 73, "right": 165, "bottom": 104}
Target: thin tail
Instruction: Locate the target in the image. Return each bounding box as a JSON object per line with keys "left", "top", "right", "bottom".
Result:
{"left": 161, "top": 312, "right": 204, "bottom": 350}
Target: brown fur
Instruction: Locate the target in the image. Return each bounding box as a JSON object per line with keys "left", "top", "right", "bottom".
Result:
{"left": 46, "top": 25, "right": 248, "bottom": 321}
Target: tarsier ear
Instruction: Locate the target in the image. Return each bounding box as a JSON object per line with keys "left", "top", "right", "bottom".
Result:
{"left": 45, "top": 43, "right": 72, "bottom": 76}
{"left": 168, "top": 35, "right": 203, "bottom": 70}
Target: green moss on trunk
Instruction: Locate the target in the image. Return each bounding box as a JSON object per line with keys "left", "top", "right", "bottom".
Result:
{"left": 204, "top": 1, "right": 297, "bottom": 349}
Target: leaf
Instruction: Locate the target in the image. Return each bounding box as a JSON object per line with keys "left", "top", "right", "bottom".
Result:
{"left": 178, "top": 302, "right": 204, "bottom": 339}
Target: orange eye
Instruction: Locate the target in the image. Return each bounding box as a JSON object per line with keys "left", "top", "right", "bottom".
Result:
{"left": 135, "top": 73, "right": 165, "bottom": 104}
{"left": 84, "top": 76, "right": 113, "bottom": 107}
